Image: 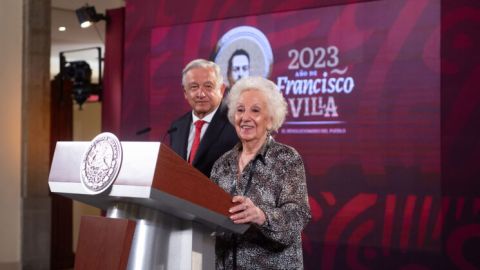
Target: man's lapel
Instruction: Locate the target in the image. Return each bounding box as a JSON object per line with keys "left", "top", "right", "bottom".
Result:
{"left": 176, "top": 114, "right": 192, "bottom": 160}
{"left": 192, "top": 107, "right": 227, "bottom": 165}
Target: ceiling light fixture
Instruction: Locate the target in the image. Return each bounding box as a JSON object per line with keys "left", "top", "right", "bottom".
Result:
{"left": 75, "top": 5, "right": 107, "bottom": 28}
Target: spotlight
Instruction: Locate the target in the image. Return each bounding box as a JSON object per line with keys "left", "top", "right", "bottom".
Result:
{"left": 64, "top": 61, "right": 93, "bottom": 108}
{"left": 59, "top": 47, "right": 103, "bottom": 109}
{"left": 75, "top": 5, "right": 107, "bottom": 28}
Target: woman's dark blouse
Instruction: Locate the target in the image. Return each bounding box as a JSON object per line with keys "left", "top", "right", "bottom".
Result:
{"left": 210, "top": 136, "right": 311, "bottom": 269}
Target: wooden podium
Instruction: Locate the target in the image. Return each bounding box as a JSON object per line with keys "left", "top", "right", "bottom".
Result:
{"left": 48, "top": 140, "right": 248, "bottom": 270}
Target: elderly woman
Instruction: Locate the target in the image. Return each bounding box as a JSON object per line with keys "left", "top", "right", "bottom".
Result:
{"left": 210, "top": 76, "right": 311, "bottom": 269}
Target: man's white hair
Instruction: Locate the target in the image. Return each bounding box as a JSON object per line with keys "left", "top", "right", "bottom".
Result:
{"left": 182, "top": 59, "right": 223, "bottom": 87}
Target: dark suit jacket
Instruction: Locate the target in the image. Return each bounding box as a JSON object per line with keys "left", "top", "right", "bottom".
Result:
{"left": 168, "top": 104, "right": 238, "bottom": 177}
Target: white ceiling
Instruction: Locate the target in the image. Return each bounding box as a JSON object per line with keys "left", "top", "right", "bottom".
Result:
{"left": 51, "top": 0, "right": 125, "bottom": 80}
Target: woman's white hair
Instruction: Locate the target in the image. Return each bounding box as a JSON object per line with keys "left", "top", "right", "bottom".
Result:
{"left": 226, "top": 76, "right": 287, "bottom": 132}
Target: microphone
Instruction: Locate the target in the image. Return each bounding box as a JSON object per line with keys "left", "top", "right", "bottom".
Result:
{"left": 162, "top": 127, "right": 177, "bottom": 142}
{"left": 136, "top": 127, "right": 151, "bottom": 136}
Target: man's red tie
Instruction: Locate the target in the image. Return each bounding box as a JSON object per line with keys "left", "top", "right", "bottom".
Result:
{"left": 188, "top": 120, "right": 206, "bottom": 164}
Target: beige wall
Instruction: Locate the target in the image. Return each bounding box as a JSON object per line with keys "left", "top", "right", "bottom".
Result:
{"left": 0, "top": 0, "right": 22, "bottom": 267}
{"left": 0, "top": 0, "right": 101, "bottom": 266}
{"left": 72, "top": 102, "right": 102, "bottom": 250}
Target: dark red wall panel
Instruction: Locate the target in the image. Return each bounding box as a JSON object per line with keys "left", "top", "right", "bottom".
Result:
{"left": 103, "top": 0, "right": 480, "bottom": 269}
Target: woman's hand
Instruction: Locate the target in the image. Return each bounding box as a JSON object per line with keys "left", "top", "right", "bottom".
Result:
{"left": 229, "top": 195, "right": 266, "bottom": 225}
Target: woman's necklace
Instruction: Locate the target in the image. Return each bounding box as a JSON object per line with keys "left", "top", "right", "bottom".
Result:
{"left": 238, "top": 152, "right": 254, "bottom": 173}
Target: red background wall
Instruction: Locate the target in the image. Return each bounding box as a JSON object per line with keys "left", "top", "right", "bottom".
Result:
{"left": 102, "top": 0, "right": 480, "bottom": 269}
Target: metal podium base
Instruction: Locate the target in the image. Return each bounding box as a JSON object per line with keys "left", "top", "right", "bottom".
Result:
{"left": 107, "top": 202, "right": 215, "bottom": 270}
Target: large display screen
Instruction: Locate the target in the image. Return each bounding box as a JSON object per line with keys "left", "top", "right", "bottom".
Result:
{"left": 149, "top": 0, "right": 439, "bottom": 187}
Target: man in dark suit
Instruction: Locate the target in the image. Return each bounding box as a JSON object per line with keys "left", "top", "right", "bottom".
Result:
{"left": 168, "top": 59, "right": 238, "bottom": 177}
